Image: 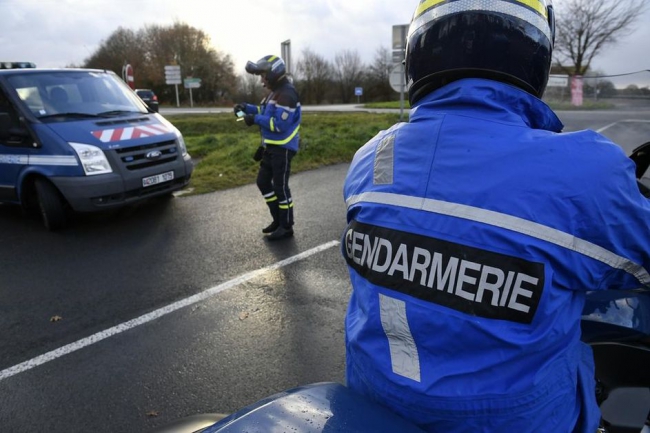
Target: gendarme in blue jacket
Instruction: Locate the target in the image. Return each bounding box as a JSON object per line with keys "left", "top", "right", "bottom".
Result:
{"left": 240, "top": 77, "right": 301, "bottom": 152}
{"left": 342, "top": 78, "right": 650, "bottom": 432}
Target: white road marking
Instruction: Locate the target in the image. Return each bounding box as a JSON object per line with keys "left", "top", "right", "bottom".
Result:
{"left": 596, "top": 119, "right": 650, "bottom": 133}
{"left": 0, "top": 240, "right": 341, "bottom": 382}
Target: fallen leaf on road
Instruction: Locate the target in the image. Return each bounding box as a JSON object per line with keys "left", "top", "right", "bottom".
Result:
{"left": 146, "top": 411, "right": 159, "bottom": 417}
{"left": 50, "top": 315, "right": 63, "bottom": 322}
{"left": 239, "top": 311, "right": 249, "bottom": 320}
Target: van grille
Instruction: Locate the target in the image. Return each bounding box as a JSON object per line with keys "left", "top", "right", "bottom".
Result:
{"left": 114, "top": 139, "right": 178, "bottom": 171}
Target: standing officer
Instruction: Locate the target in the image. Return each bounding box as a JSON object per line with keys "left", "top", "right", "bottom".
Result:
{"left": 342, "top": 0, "right": 650, "bottom": 432}
{"left": 235, "top": 55, "right": 301, "bottom": 241}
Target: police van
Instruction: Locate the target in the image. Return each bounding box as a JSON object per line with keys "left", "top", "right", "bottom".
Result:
{"left": 0, "top": 62, "right": 193, "bottom": 230}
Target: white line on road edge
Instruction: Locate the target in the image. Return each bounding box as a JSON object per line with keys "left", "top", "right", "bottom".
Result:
{"left": 596, "top": 119, "right": 650, "bottom": 133}
{"left": 0, "top": 240, "right": 341, "bottom": 382}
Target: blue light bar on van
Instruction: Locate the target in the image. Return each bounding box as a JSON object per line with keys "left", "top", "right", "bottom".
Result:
{"left": 0, "top": 62, "right": 37, "bottom": 69}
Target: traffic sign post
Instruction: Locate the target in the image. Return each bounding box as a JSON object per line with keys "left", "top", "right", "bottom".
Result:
{"left": 390, "top": 64, "right": 407, "bottom": 121}
{"left": 391, "top": 24, "right": 409, "bottom": 121}
{"left": 183, "top": 78, "right": 201, "bottom": 108}
{"left": 354, "top": 87, "right": 363, "bottom": 104}
{"left": 165, "top": 65, "right": 182, "bottom": 107}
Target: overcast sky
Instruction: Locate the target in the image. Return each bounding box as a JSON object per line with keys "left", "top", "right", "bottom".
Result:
{"left": 1, "top": 0, "right": 649, "bottom": 87}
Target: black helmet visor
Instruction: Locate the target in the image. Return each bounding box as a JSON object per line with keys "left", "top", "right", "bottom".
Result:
{"left": 245, "top": 60, "right": 268, "bottom": 75}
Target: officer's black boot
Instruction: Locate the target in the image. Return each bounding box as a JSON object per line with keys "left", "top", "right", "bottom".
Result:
{"left": 267, "top": 226, "right": 294, "bottom": 241}
{"left": 266, "top": 200, "right": 294, "bottom": 240}
{"left": 263, "top": 200, "right": 280, "bottom": 233}
{"left": 262, "top": 221, "right": 279, "bottom": 234}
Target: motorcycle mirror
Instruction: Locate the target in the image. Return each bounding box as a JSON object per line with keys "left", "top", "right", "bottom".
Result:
{"left": 629, "top": 141, "right": 650, "bottom": 180}
{"left": 599, "top": 385, "right": 650, "bottom": 431}
{"left": 629, "top": 141, "right": 650, "bottom": 196}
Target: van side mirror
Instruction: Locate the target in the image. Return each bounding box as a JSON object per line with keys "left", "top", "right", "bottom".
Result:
{"left": 0, "top": 112, "right": 30, "bottom": 144}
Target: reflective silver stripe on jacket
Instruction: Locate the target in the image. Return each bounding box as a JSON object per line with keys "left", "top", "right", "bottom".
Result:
{"left": 346, "top": 191, "right": 650, "bottom": 285}
{"left": 379, "top": 293, "right": 421, "bottom": 382}
{"left": 374, "top": 135, "right": 395, "bottom": 185}
{"left": 0, "top": 154, "right": 78, "bottom": 166}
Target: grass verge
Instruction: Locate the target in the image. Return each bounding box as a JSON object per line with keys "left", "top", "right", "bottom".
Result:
{"left": 168, "top": 97, "right": 615, "bottom": 196}
{"left": 167, "top": 112, "right": 401, "bottom": 196}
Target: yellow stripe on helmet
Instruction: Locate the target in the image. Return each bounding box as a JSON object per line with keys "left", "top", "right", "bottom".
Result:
{"left": 515, "top": 0, "right": 548, "bottom": 18}
{"left": 414, "top": 0, "right": 547, "bottom": 20}
{"left": 414, "top": 0, "right": 445, "bottom": 19}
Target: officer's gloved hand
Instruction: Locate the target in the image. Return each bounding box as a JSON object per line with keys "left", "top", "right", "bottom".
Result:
{"left": 233, "top": 103, "right": 246, "bottom": 116}
{"left": 244, "top": 114, "right": 256, "bottom": 126}
{"left": 253, "top": 146, "right": 264, "bottom": 161}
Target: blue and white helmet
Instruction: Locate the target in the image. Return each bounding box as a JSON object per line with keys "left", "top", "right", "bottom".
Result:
{"left": 245, "top": 55, "right": 287, "bottom": 85}
{"left": 405, "top": 0, "right": 556, "bottom": 104}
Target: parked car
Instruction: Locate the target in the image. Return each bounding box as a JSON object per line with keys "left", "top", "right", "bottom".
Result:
{"left": 135, "top": 88, "right": 159, "bottom": 112}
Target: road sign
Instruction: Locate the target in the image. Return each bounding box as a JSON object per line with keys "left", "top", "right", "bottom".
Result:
{"left": 354, "top": 87, "right": 363, "bottom": 96}
{"left": 389, "top": 64, "right": 407, "bottom": 93}
{"left": 122, "top": 64, "right": 134, "bottom": 89}
{"left": 547, "top": 75, "right": 569, "bottom": 87}
{"left": 184, "top": 78, "right": 201, "bottom": 89}
{"left": 165, "top": 65, "right": 182, "bottom": 85}
{"left": 392, "top": 24, "right": 409, "bottom": 51}
{"left": 281, "top": 40, "right": 292, "bottom": 76}
{"left": 392, "top": 24, "right": 408, "bottom": 66}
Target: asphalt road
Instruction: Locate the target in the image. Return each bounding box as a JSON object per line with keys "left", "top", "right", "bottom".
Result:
{"left": 0, "top": 162, "right": 351, "bottom": 432}
{"left": 1, "top": 107, "right": 650, "bottom": 432}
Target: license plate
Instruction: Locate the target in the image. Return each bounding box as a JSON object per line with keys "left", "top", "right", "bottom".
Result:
{"left": 142, "top": 170, "right": 174, "bottom": 187}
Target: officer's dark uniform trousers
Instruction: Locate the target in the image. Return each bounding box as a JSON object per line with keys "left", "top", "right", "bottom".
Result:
{"left": 257, "top": 145, "right": 296, "bottom": 228}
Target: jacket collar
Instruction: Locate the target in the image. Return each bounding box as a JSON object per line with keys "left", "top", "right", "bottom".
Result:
{"left": 270, "top": 76, "right": 289, "bottom": 91}
{"left": 411, "top": 78, "right": 563, "bottom": 132}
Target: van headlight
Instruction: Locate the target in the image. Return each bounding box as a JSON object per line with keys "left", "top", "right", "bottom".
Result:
{"left": 176, "top": 133, "right": 188, "bottom": 157}
{"left": 69, "top": 142, "right": 113, "bottom": 175}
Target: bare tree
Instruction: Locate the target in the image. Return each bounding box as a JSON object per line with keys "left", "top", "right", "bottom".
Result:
{"left": 366, "top": 46, "right": 395, "bottom": 102}
{"left": 84, "top": 27, "right": 146, "bottom": 81}
{"left": 294, "top": 48, "right": 332, "bottom": 104}
{"left": 235, "top": 73, "right": 265, "bottom": 103}
{"left": 83, "top": 21, "right": 237, "bottom": 105}
{"left": 554, "top": 0, "right": 647, "bottom": 75}
{"left": 332, "top": 49, "right": 365, "bottom": 103}
{"left": 142, "top": 22, "right": 237, "bottom": 105}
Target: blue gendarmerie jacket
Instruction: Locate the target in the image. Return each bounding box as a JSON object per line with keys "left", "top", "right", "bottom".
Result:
{"left": 342, "top": 78, "right": 650, "bottom": 432}
{"left": 241, "top": 77, "right": 301, "bottom": 152}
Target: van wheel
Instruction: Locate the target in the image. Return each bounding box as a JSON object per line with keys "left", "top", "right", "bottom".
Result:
{"left": 35, "top": 178, "right": 67, "bottom": 231}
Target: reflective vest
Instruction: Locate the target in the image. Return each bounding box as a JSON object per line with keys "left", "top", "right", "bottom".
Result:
{"left": 342, "top": 78, "right": 650, "bottom": 432}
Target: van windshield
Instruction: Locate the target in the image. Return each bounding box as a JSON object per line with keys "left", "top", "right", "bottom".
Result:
{"left": 6, "top": 70, "right": 149, "bottom": 119}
